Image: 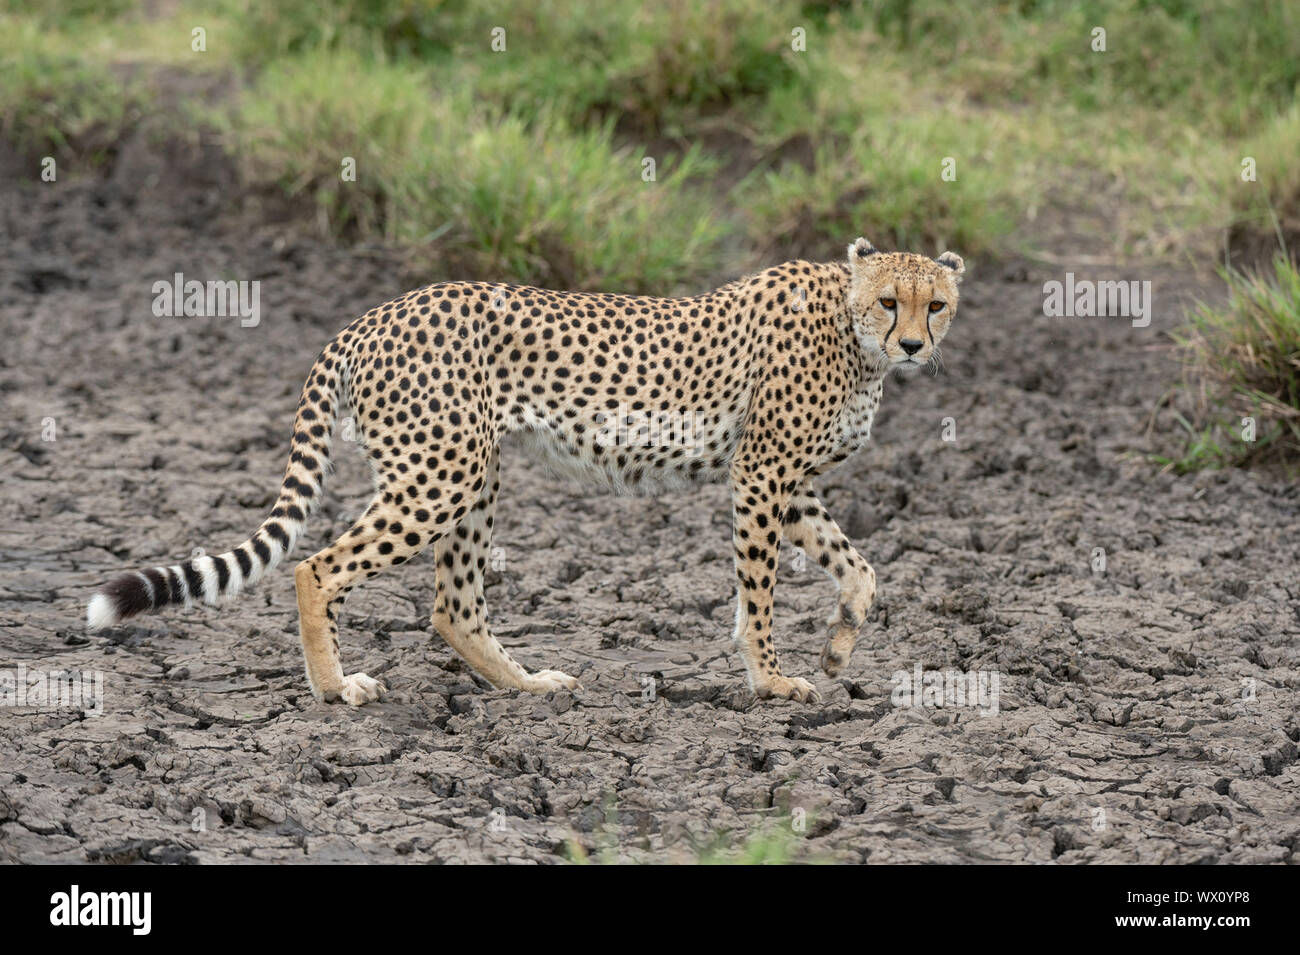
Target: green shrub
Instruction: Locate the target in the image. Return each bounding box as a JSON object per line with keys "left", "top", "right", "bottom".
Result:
{"left": 849, "top": 0, "right": 1300, "bottom": 135}
{"left": 220, "top": 49, "right": 726, "bottom": 290}
{"left": 219, "top": 0, "right": 801, "bottom": 129}
{"left": 0, "top": 16, "right": 140, "bottom": 159}
{"left": 2, "top": 0, "right": 139, "bottom": 22}
{"left": 741, "top": 61, "right": 1030, "bottom": 256}
{"left": 1233, "top": 107, "right": 1300, "bottom": 243}
{"left": 1163, "top": 255, "right": 1300, "bottom": 471}
{"left": 458, "top": 0, "right": 802, "bottom": 129}
{"left": 216, "top": 0, "right": 458, "bottom": 62}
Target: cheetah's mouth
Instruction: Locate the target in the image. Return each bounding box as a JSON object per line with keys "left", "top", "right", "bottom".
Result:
{"left": 890, "top": 355, "right": 930, "bottom": 374}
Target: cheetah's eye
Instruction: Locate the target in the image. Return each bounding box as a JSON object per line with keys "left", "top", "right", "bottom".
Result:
{"left": 879, "top": 298, "right": 896, "bottom": 310}
{"left": 928, "top": 301, "right": 945, "bottom": 313}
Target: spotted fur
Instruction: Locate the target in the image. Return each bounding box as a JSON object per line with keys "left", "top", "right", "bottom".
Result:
{"left": 87, "top": 239, "right": 964, "bottom": 705}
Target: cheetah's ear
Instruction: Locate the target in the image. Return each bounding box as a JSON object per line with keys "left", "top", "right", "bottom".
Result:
{"left": 847, "top": 237, "right": 878, "bottom": 266}
{"left": 935, "top": 251, "right": 965, "bottom": 278}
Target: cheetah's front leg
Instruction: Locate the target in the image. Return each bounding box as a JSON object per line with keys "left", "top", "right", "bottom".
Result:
{"left": 781, "top": 482, "right": 876, "bottom": 677}
{"left": 729, "top": 466, "right": 820, "bottom": 703}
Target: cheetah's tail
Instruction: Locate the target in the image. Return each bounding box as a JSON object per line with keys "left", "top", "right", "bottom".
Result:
{"left": 86, "top": 351, "right": 346, "bottom": 630}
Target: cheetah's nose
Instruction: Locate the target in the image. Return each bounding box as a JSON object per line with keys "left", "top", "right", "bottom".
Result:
{"left": 899, "top": 338, "right": 924, "bottom": 356}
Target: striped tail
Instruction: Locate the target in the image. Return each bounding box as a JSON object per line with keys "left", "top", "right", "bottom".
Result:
{"left": 86, "top": 351, "right": 345, "bottom": 630}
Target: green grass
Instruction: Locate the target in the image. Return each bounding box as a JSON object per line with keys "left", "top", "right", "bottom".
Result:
{"left": 852, "top": 0, "right": 1300, "bottom": 135}
{"left": 565, "top": 803, "right": 823, "bottom": 864}
{"left": 214, "top": 0, "right": 458, "bottom": 63}
{"left": 217, "top": 48, "right": 726, "bottom": 290}
{"left": 692, "top": 823, "right": 812, "bottom": 864}
{"left": 736, "top": 0, "right": 1300, "bottom": 261}
{"left": 217, "top": 0, "right": 803, "bottom": 131}
{"left": 740, "top": 73, "right": 1031, "bottom": 256}
{"left": 211, "top": 0, "right": 1298, "bottom": 263}
{"left": 2, "top": 0, "right": 138, "bottom": 23}
{"left": 1160, "top": 256, "right": 1300, "bottom": 472}
{"left": 453, "top": 0, "right": 803, "bottom": 131}
{"left": 3, "top": 0, "right": 1300, "bottom": 362}
{"left": 0, "top": 15, "right": 141, "bottom": 160}
{"left": 1234, "top": 107, "right": 1300, "bottom": 242}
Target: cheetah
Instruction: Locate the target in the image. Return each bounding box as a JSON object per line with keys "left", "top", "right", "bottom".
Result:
{"left": 87, "top": 238, "right": 964, "bottom": 705}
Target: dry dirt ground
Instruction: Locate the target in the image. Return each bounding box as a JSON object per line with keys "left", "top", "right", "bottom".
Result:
{"left": 1, "top": 137, "right": 1298, "bottom": 864}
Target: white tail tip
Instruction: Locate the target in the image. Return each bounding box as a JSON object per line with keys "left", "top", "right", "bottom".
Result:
{"left": 86, "top": 593, "right": 118, "bottom": 630}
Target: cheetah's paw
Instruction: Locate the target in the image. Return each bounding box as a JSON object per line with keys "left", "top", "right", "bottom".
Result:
{"left": 755, "top": 675, "right": 821, "bottom": 704}
{"left": 333, "top": 672, "right": 386, "bottom": 706}
{"left": 523, "top": 669, "right": 581, "bottom": 694}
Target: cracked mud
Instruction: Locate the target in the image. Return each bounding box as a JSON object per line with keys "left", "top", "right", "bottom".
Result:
{"left": 2, "top": 140, "right": 1298, "bottom": 863}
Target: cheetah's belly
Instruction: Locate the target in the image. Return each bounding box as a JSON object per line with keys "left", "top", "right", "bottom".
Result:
{"left": 506, "top": 405, "right": 745, "bottom": 496}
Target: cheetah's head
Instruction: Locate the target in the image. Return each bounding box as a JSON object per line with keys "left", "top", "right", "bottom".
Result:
{"left": 845, "top": 237, "right": 965, "bottom": 371}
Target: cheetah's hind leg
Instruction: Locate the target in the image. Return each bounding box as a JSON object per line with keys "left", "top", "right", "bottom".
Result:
{"left": 430, "top": 450, "right": 581, "bottom": 694}
{"left": 295, "top": 463, "right": 488, "bottom": 705}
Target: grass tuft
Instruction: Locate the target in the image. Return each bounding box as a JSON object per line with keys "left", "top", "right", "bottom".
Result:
{"left": 219, "top": 0, "right": 801, "bottom": 131}
{"left": 218, "top": 49, "right": 726, "bottom": 291}
{"left": 1233, "top": 107, "right": 1300, "bottom": 248}
{"left": 0, "top": 16, "right": 142, "bottom": 161}
{"left": 1162, "top": 255, "right": 1300, "bottom": 471}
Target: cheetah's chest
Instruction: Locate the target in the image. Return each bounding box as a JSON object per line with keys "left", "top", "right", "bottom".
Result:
{"left": 818, "top": 379, "right": 883, "bottom": 470}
